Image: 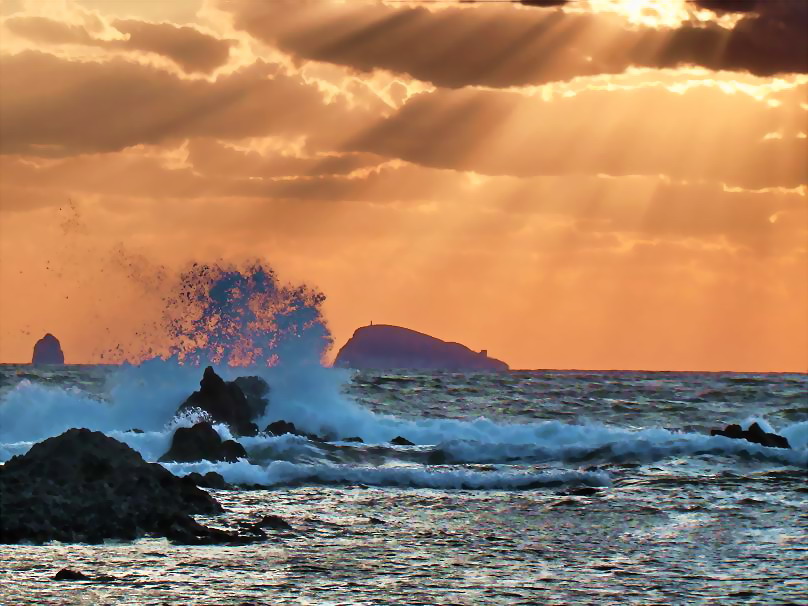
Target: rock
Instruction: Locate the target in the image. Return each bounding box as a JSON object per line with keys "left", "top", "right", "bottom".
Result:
{"left": 54, "top": 569, "right": 90, "bottom": 581}
{"left": 252, "top": 514, "right": 292, "bottom": 531}
{"left": 368, "top": 517, "right": 386, "bottom": 525}
{"left": 391, "top": 436, "right": 415, "bottom": 446}
{"left": 426, "top": 449, "right": 447, "bottom": 465}
{"left": 0, "top": 428, "right": 257, "bottom": 545}
{"left": 125, "top": 428, "right": 144, "bottom": 434}
{"left": 334, "top": 324, "right": 509, "bottom": 371}
{"left": 31, "top": 333, "right": 64, "bottom": 365}
{"left": 183, "top": 471, "right": 229, "bottom": 490}
{"left": 710, "top": 422, "right": 790, "bottom": 449}
{"left": 343, "top": 436, "right": 364, "bottom": 443}
{"left": 266, "top": 420, "right": 300, "bottom": 437}
{"left": 176, "top": 367, "right": 258, "bottom": 437}
{"left": 232, "top": 376, "right": 270, "bottom": 420}
{"left": 159, "top": 422, "right": 247, "bottom": 463}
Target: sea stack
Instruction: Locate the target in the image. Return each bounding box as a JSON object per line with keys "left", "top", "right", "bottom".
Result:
{"left": 334, "top": 324, "right": 509, "bottom": 371}
{"left": 31, "top": 333, "right": 64, "bottom": 365}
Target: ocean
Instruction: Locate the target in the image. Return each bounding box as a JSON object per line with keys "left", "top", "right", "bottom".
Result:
{"left": 0, "top": 363, "right": 806, "bottom": 605}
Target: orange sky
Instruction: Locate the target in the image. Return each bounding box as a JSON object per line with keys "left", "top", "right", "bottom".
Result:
{"left": 0, "top": 0, "right": 806, "bottom": 371}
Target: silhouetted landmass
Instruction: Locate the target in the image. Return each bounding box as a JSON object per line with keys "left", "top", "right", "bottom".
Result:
{"left": 334, "top": 324, "right": 509, "bottom": 371}
{"left": 31, "top": 333, "right": 64, "bottom": 365}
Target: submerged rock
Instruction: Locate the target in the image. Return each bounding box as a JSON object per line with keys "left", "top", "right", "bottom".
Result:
{"left": 334, "top": 324, "right": 509, "bottom": 371}
{"left": 54, "top": 569, "right": 91, "bottom": 581}
{"left": 710, "top": 422, "right": 790, "bottom": 449}
{"left": 0, "top": 428, "right": 256, "bottom": 545}
{"left": 31, "top": 333, "right": 64, "bottom": 365}
{"left": 159, "top": 422, "right": 247, "bottom": 463}
{"left": 176, "top": 367, "right": 258, "bottom": 437}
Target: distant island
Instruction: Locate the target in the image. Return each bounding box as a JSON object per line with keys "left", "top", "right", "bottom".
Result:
{"left": 334, "top": 324, "right": 509, "bottom": 371}
{"left": 32, "top": 333, "right": 64, "bottom": 365}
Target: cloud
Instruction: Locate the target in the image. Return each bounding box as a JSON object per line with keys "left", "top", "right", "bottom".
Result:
{"left": 223, "top": 0, "right": 808, "bottom": 87}
{"left": 0, "top": 51, "right": 384, "bottom": 156}
{"left": 348, "top": 84, "right": 808, "bottom": 189}
{"left": 4, "top": 15, "right": 233, "bottom": 73}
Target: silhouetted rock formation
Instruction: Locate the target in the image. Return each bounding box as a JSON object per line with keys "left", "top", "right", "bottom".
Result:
{"left": 176, "top": 366, "right": 259, "bottom": 436}
{"left": 391, "top": 436, "right": 415, "bottom": 446}
{"left": 334, "top": 324, "right": 509, "bottom": 371}
{"left": 159, "top": 422, "right": 247, "bottom": 463}
{"left": 31, "top": 333, "right": 64, "bottom": 365}
{"left": 0, "top": 428, "right": 255, "bottom": 545}
{"left": 710, "top": 423, "right": 790, "bottom": 449}
{"left": 183, "top": 471, "right": 229, "bottom": 490}
{"left": 232, "top": 375, "right": 271, "bottom": 420}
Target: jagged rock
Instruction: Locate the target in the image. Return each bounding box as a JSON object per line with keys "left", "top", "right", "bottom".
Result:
{"left": 159, "top": 422, "right": 247, "bottom": 463}
{"left": 391, "top": 436, "right": 415, "bottom": 446}
{"left": 232, "top": 376, "right": 270, "bottom": 420}
{"left": 0, "top": 428, "right": 255, "bottom": 545}
{"left": 183, "top": 471, "right": 229, "bottom": 490}
{"left": 31, "top": 333, "right": 64, "bottom": 365}
{"left": 265, "top": 420, "right": 299, "bottom": 436}
{"left": 710, "top": 422, "right": 790, "bottom": 449}
{"left": 176, "top": 367, "right": 258, "bottom": 437}
{"left": 334, "top": 324, "right": 509, "bottom": 371}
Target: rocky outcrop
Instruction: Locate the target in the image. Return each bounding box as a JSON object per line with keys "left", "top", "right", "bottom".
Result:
{"left": 391, "top": 436, "right": 415, "bottom": 446}
{"left": 159, "top": 422, "right": 247, "bottom": 463}
{"left": 176, "top": 367, "right": 259, "bottom": 436}
{"left": 183, "top": 471, "right": 229, "bottom": 490}
{"left": 334, "top": 324, "right": 509, "bottom": 371}
{"left": 31, "top": 333, "right": 64, "bottom": 365}
{"left": 232, "top": 376, "right": 270, "bottom": 420}
{"left": 710, "top": 422, "right": 790, "bottom": 449}
{"left": 0, "top": 428, "right": 257, "bottom": 544}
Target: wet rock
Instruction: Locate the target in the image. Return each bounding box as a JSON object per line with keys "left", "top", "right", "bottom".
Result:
{"left": 0, "top": 428, "right": 256, "bottom": 545}
{"left": 232, "top": 376, "right": 270, "bottom": 420}
{"left": 710, "top": 422, "right": 790, "bottom": 449}
{"left": 125, "top": 428, "right": 144, "bottom": 434}
{"left": 159, "top": 422, "right": 247, "bottom": 463}
{"left": 54, "top": 569, "right": 90, "bottom": 581}
{"left": 266, "top": 420, "right": 300, "bottom": 437}
{"left": 368, "top": 517, "right": 386, "bottom": 525}
{"left": 183, "top": 471, "right": 229, "bottom": 490}
{"left": 176, "top": 367, "right": 258, "bottom": 437}
{"left": 343, "top": 436, "right": 364, "bottom": 443}
{"left": 391, "top": 436, "right": 415, "bottom": 446}
{"left": 32, "top": 333, "right": 64, "bottom": 365}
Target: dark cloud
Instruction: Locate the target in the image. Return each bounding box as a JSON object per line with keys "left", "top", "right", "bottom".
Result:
{"left": 0, "top": 52, "right": 382, "bottom": 156}
{"left": 348, "top": 85, "right": 807, "bottom": 189}
{"left": 693, "top": 0, "right": 759, "bottom": 13}
{"left": 223, "top": 0, "right": 808, "bottom": 87}
{"left": 4, "top": 15, "right": 232, "bottom": 73}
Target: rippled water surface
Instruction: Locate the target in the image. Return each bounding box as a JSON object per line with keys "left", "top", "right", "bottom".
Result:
{"left": 1, "top": 366, "right": 806, "bottom": 604}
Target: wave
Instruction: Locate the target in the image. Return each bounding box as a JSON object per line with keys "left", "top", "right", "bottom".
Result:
{"left": 162, "top": 459, "right": 611, "bottom": 490}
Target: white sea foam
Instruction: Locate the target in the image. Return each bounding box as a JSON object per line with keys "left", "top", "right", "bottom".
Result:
{"left": 162, "top": 459, "right": 611, "bottom": 490}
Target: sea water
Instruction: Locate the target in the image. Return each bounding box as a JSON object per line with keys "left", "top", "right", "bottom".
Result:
{"left": 1, "top": 364, "right": 806, "bottom": 605}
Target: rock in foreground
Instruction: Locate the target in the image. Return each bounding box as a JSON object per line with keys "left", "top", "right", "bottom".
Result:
{"left": 334, "top": 324, "right": 508, "bottom": 371}
{"left": 710, "top": 422, "right": 790, "bottom": 449}
{"left": 0, "top": 428, "right": 254, "bottom": 544}
{"left": 31, "top": 333, "right": 64, "bottom": 365}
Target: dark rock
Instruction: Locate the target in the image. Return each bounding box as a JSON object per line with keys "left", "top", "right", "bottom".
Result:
{"left": 125, "top": 428, "right": 144, "bottom": 434}
{"left": 54, "top": 569, "right": 90, "bottom": 581}
{"left": 343, "top": 436, "right": 364, "bottom": 443}
{"left": 183, "top": 471, "right": 229, "bottom": 490}
{"left": 368, "top": 517, "right": 386, "bottom": 525}
{"left": 176, "top": 367, "right": 258, "bottom": 437}
{"left": 253, "top": 514, "right": 292, "bottom": 531}
{"left": 0, "top": 428, "right": 257, "bottom": 545}
{"left": 391, "top": 436, "right": 415, "bottom": 446}
{"left": 266, "top": 420, "right": 299, "bottom": 436}
{"left": 32, "top": 333, "right": 64, "bottom": 365}
{"left": 710, "top": 422, "right": 790, "bottom": 449}
{"left": 159, "top": 422, "right": 247, "bottom": 463}
{"left": 232, "top": 376, "right": 270, "bottom": 420}
{"left": 334, "top": 324, "right": 509, "bottom": 371}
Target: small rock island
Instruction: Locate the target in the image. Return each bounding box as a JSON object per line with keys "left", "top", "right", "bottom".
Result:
{"left": 31, "top": 333, "right": 65, "bottom": 365}
{"left": 334, "top": 324, "right": 509, "bottom": 371}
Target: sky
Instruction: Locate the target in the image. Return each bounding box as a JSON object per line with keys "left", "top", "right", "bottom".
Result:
{"left": 0, "top": 0, "right": 806, "bottom": 371}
